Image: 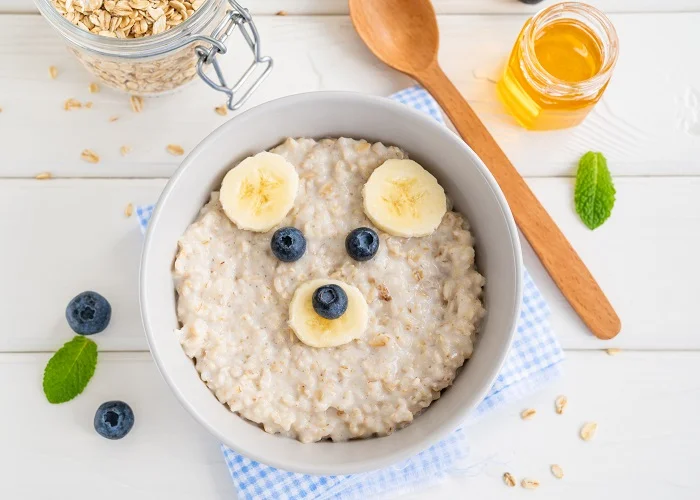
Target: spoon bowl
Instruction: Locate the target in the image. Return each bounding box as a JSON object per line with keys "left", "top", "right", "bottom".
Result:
{"left": 349, "top": 0, "right": 621, "bottom": 339}
{"left": 349, "top": 0, "right": 439, "bottom": 74}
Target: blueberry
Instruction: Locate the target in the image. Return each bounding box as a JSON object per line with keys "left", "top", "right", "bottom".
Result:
{"left": 271, "top": 227, "right": 306, "bottom": 262}
{"left": 345, "top": 227, "right": 379, "bottom": 261}
{"left": 518, "top": 0, "right": 544, "bottom": 4}
{"left": 94, "top": 401, "right": 134, "bottom": 440}
{"left": 66, "top": 291, "right": 111, "bottom": 335}
{"left": 312, "top": 285, "right": 348, "bottom": 320}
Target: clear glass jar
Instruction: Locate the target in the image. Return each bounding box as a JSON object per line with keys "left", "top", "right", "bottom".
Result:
{"left": 34, "top": 0, "right": 272, "bottom": 109}
{"left": 497, "top": 2, "right": 619, "bottom": 130}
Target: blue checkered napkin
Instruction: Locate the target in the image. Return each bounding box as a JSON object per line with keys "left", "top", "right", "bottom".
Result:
{"left": 135, "top": 205, "right": 153, "bottom": 229}
{"left": 136, "top": 86, "right": 564, "bottom": 500}
{"left": 221, "top": 429, "right": 468, "bottom": 500}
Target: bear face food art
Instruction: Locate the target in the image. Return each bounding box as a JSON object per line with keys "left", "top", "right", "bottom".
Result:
{"left": 173, "top": 137, "right": 485, "bottom": 443}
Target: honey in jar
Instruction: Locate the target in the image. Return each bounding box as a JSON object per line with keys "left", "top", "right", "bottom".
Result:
{"left": 497, "top": 2, "right": 619, "bottom": 130}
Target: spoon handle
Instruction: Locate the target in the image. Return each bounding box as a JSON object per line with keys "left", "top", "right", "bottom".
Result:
{"left": 418, "top": 64, "right": 620, "bottom": 340}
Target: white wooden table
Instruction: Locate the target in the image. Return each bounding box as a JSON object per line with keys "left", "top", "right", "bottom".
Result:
{"left": 1, "top": 1, "right": 699, "bottom": 498}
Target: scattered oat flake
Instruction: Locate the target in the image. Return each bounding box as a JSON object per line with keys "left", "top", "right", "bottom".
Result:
{"left": 551, "top": 464, "right": 564, "bottom": 479}
{"left": 580, "top": 422, "right": 598, "bottom": 441}
{"left": 606, "top": 348, "right": 621, "bottom": 356}
{"left": 108, "top": 115, "right": 119, "bottom": 122}
{"left": 64, "top": 98, "right": 82, "bottom": 111}
{"left": 130, "top": 95, "right": 144, "bottom": 113}
{"left": 124, "top": 203, "right": 134, "bottom": 217}
{"left": 49, "top": 66, "right": 58, "bottom": 79}
{"left": 520, "top": 408, "right": 536, "bottom": 420}
{"left": 89, "top": 82, "right": 100, "bottom": 93}
{"left": 166, "top": 144, "right": 185, "bottom": 156}
{"left": 555, "top": 395, "right": 568, "bottom": 415}
{"left": 120, "top": 145, "right": 132, "bottom": 156}
{"left": 35, "top": 172, "right": 52, "bottom": 180}
{"left": 276, "top": 10, "right": 288, "bottom": 15}
{"left": 521, "top": 478, "right": 540, "bottom": 490}
{"left": 215, "top": 105, "right": 228, "bottom": 116}
{"left": 503, "top": 472, "right": 516, "bottom": 488}
{"left": 81, "top": 149, "right": 100, "bottom": 164}
{"left": 85, "top": 101, "right": 93, "bottom": 109}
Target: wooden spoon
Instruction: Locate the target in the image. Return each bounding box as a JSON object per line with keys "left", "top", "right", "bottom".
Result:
{"left": 349, "top": 0, "right": 620, "bottom": 339}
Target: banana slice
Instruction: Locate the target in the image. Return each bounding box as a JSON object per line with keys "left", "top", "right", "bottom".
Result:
{"left": 289, "top": 279, "right": 369, "bottom": 348}
{"left": 219, "top": 151, "right": 299, "bottom": 232}
{"left": 363, "top": 159, "right": 447, "bottom": 237}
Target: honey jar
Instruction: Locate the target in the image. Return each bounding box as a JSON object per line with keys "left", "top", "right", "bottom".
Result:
{"left": 497, "top": 2, "right": 619, "bottom": 130}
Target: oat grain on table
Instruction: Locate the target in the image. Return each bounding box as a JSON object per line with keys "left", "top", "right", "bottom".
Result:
{"left": 503, "top": 472, "right": 516, "bottom": 487}
{"left": 580, "top": 422, "right": 598, "bottom": 441}
{"left": 521, "top": 408, "right": 536, "bottom": 420}
{"left": 551, "top": 464, "right": 564, "bottom": 479}
{"left": 64, "top": 98, "right": 82, "bottom": 111}
{"left": 555, "top": 395, "right": 568, "bottom": 414}
{"left": 166, "top": 144, "right": 184, "bottom": 156}
{"left": 521, "top": 478, "right": 540, "bottom": 490}
{"left": 80, "top": 149, "right": 100, "bottom": 163}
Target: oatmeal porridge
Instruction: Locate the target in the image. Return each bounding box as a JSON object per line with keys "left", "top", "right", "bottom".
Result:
{"left": 173, "top": 137, "right": 486, "bottom": 443}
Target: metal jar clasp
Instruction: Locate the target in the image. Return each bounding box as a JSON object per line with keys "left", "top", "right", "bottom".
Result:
{"left": 192, "top": 0, "right": 273, "bottom": 110}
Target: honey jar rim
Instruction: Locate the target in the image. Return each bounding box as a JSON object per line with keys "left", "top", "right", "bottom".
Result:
{"left": 520, "top": 2, "right": 620, "bottom": 98}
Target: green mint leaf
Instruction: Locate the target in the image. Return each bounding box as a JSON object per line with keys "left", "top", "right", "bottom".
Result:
{"left": 574, "top": 151, "right": 616, "bottom": 230}
{"left": 43, "top": 336, "right": 97, "bottom": 404}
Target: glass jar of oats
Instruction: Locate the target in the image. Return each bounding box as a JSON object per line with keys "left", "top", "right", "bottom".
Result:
{"left": 34, "top": 0, "right": 272, "bottom": 109}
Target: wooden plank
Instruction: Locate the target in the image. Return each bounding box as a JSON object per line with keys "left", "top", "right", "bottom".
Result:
{"left": 5, "top": 0, "right": 700, "bottom": 15}
{"left": 0, "top": 176, "right": 697, "bottom": 352}
{"left": 527, "top": 177, "right": 700, "bottom": 349}
{"left": 0, "top": 179, "right": 166, "bottom": 352}
{"left": 2, "top": 351, "right": 698, "bottom": 499}
{"left": 0, "top": 352, "right": 234, "bottom": 499}
{"left": 1, "top": 14, "right": 700, "bottom": 178}
{"left": 405, "top": 350, "right": 700, "bottom": 499}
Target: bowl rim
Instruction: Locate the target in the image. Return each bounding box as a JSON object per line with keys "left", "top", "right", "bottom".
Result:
{"left": 140, "top": 91, "right": 523, "bottom": 474}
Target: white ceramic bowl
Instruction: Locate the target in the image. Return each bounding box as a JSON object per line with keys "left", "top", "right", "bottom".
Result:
{"left": 140, "top": 92, "right": 523, "bottom": 475}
